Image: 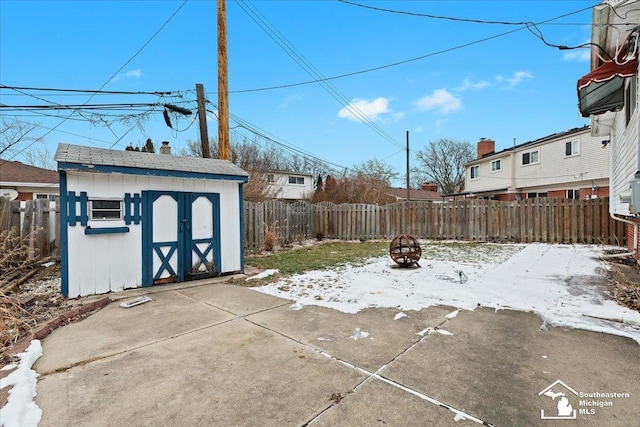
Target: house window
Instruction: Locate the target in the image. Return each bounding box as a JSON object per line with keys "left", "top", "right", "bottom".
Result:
{"left": 567, "top": 189, "right": 580, "bottom": 199}
{"left": 522, "top": 150, "right": 539, "bottom": 165}
{"left": 526, "top": 192, "right": 547, "bottom": 198}
{"left": 288, "top": 176, "right": 305, "bottom": 185}
{"left": 266, "top": 174, "right": 275, "bottom": 183}
{"left": 90, "top": 199, "right": 122, "bottom": 220}
{"left": 491, "top": 159, "right": 501, "bottom": 171}
{"left": 565, "top": 140, "right": 580, "bottom": 157}
{"left": 470, "top": 165, "right": 479, "bottom": 180}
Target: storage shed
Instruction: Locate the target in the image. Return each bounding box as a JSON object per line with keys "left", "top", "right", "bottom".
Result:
{"left": 55, "top": 143, "right": 249, "bottom": 298}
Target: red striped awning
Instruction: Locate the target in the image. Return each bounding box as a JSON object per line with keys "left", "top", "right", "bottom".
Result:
{"left": 577, "top": 55, "right": 638, "bottom": 117}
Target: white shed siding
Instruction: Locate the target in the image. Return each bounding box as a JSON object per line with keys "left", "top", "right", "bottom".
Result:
{"left": 64, "top": 171, "right": 244, "bottom": 297}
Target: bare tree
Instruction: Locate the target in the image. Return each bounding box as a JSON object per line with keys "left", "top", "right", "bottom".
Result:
{"left": 22, "top": 147, "right": 56, "bottom": 170}
{"left": 413, "top": 139, "right": 474, "bottom": 194}
{"left": 319, "top": 159, "right": 398, "bottom": 205}
{"left": 1, "top": 119, "right": 43, "bottom": 159}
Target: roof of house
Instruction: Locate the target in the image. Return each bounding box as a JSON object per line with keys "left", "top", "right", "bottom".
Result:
{"left": 386, "top": 187, "right": 442, "bottom": 201}
{"left": 55, "top": 143, "right": 249, "bottom": 177}
{"left": 467, "top": 125, "right": 591, "bottom": 165}
{"left": 0, "top": 160, "right": 59, "bottom": 184}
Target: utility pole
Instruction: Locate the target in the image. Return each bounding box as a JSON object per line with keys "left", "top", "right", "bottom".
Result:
{"left": 217, "top": 0, "right": 230, "bottom": 160}
{"left": 406, "top": 131, "right": 410, "bottom": 201}
{"left": 195, "top": 83, "right": 210, "bottom": 158}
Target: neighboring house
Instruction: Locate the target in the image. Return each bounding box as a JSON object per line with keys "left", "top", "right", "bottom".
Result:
{"left": 464, "top": 126, "right": 609, "bottom": 201}
{"left": 55, "top": 143, "right": 248, "bottom": 298}
{"left": 578, "top": 0, "right": 640, "bottom": 258}
{"left": 0, "top": 159, "right": 59, "bottom": 201}
{"left": 386, "top": 183, "right": 443, "bottom": 202}
{"left": 263, "top": 171, "right": 313, "bottom": 200}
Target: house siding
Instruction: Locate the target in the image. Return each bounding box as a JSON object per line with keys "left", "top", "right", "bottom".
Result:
{"left": 611, "top": 73, "right": 640, "bottom": 216}
{"left": 465, "top": 128, "right": 609, "bottom": 198}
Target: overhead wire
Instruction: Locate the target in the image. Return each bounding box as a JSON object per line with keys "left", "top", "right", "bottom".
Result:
{"left": 5, "top": 0, "right": 189, "bottom": 160}
{"left": 236, "top": 0, "right": 405, "bottom": 151}
{"left": 228, "top": 3, "right": 597, "bottom": 94}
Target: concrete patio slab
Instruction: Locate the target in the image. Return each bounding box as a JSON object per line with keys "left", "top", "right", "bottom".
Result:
{"left": 382, "top": 308, "right": 640, "bottom": 427}
{"left": 247, "top": 304, "right": 455, "bottom": 372}
{"left": 34, "top": 290, "right": 235, "bottom": 373}
{"left": 310, "top": 378, "right": 479, "bottom": 426}
{"left": 178, "top": 284, "right": 291, "bottom": 315}
{"left": 36, "top": 318, "right": 367, "bottom": 427}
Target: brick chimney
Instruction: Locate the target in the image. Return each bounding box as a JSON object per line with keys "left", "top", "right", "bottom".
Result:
{"left": 477, "top": 138, "right": 495, "bottom": 159}
{"left": 160, "top": 141, "right": 171, "bottom": 155}
{"left": 421, "top": 183, "right": 438, "bottom": 192}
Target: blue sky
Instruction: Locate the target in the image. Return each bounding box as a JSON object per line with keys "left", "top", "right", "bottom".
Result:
{"left": 0, "top": 0, "right": 595, "bottom": 184}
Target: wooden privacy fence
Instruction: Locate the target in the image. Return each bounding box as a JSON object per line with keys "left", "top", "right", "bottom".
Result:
{"left": 244, "top": 198, "right": 627, "bottom": 249}
{"left": 0, "top": 198, "right": 60, "bottom": 260}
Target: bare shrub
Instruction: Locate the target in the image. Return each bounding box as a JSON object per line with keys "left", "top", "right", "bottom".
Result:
{"left": 263, "top": 221, "right": 281, "bottom": 252}
{"left": 0, "top": 227, "right": 39, "bottom": 279}
{"left": 0, "top": 288, "right": 35, "bottom": 351}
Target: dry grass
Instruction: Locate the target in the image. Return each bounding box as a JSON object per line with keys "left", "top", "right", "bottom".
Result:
{"left": 263, "top": 221, "right": 281, "bottom": 252}
{"left": 0, "top": 289, "right": 36, "bottom": 357}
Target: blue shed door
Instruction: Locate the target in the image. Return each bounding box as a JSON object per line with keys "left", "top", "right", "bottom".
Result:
{"left": 142, "top": 191, "right": 221, "bottom": 286}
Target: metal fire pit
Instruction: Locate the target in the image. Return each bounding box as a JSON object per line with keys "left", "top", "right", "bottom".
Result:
{"left": 389, "top": 234, "right": 422, "bottom": 267}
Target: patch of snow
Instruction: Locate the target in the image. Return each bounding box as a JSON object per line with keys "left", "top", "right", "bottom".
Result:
{"left": 453, "top": 412, "right": 466, "bottom": 422}
{"left": 0, "top": 340, "right": 43, "bottom": 427}
{"left": 246, "top": 269, "right": 279, "bottom": 281}
{"left": 288, "top": 301, "right": 304, "bottom": 311}
{"left": 254, "top": 243, "right": 640, "bottom": 344}
{"left": 351, "top": 328, "right": 370, "bottom": 340}
{"left": 394, "top": 312, "right": 407, "bottom": 320}
{"left": 417, "top": 328, "right": 453, "bottom": 336}
{"left": 445, "top": 310, "right": 459, "bottom": 319}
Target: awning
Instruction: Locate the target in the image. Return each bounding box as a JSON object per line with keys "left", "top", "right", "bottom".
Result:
{"left": 577, "top": 57, "right": 638, "bottom": 117}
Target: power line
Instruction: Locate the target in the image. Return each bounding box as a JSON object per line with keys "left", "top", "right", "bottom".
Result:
{"left": 236, "top": 0, "right": 404, "bottom": 151}
{"left": 228, "top": 3, "right": 595, "bottom": 94}
{"left": 6, "top": 0, "right": 189, "bottom": 161}
{"left": 0, "top": 84, "right": 173, "bottom": 96}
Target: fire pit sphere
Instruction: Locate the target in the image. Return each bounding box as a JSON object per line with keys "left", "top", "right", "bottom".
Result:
{"left": 389, "top": 234, "right": 422, "bottom": 267}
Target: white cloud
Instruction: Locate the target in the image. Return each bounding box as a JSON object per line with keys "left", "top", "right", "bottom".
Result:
{"left": 455, "top": 79, "right": 490, "bottom": 91}
{"left": 563, "top": 48, "right": 590, "bottom": 62}
{"left": 338, "top": 97, "right": 391, "bottom": 122}
{"left": 278, "top": 94, "right": 301, "bottom": 109}
{"left": 125, "top": 69, "right": 142, "bottom": 78}
{"left": 505, "top": 71, "right": 533, "bottom": 87}
{"left": 413, "top": 89, "right": 462, "bottom": 113}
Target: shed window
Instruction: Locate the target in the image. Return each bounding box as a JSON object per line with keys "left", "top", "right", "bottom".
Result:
{"left": 288, "top": 176, "right": 305, "bottom": 185}
{"left": 90, "top": 199, "right": 122, "bottom": 220}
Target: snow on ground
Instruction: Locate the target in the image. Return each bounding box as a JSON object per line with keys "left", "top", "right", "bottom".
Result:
{"left": 0, "top": 340, "right": 43, "bottom": 427}
{"left": 255, "top": 243, "right": 640, "bottom": 344}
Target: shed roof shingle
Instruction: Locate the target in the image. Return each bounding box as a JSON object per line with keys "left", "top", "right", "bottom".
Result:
{"left": 55, "top": 144, "right": 249, "bottom": 177}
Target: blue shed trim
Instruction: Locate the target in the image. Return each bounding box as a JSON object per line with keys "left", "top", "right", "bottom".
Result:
{"left": 68, "top": 191, "right": 76, "bottom": 226}
{"left": 124, "top": 193, "right": 132, "bottom": 224}
{"left": 124, "top": 193, "right": 142, "bottom": 225}
{"left": 58, "top": 162, "right": 249, "bottom": 182}
{"left": 239, "top": 184, "right": 245, "bottom": 273}
{"left": 133, "top": 193, "right": 141, "bottom": 224}
{"left": 141, "top": 191, "right": 152, "bottom": 287}
{"left": 85, "top": 227, "right": 130, "bottom": 235}
{"left": 59, "top": 171, "right": 69, "bottom": 297}
{"left": 79, "top": 192, "right": 88, "bottom": 226}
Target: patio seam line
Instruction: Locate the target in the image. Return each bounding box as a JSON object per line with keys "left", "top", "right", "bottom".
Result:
{"left": 37, "top": 316, "right": 241, "bottom": 377}
{"left": 243, "top": 316, "right": 493, "bottom": 426}
{"left": 175, "top": 288, "right": 292, "bottom": 317}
